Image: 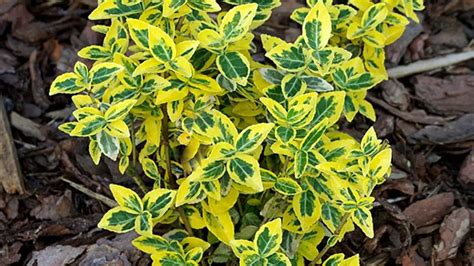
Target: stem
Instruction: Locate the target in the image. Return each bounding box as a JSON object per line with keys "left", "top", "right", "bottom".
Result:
{"left": 310, "top": 213, "right": 351, "bottom": 265}
{"left": 130, "top": 119, "right": 147, "bottom": 194}
{"left": 160, "top": 105, "right": 193, "bottom": 236}
{"left": 178, "top": 207, "right": 194, "bottom": 236}
{"left": 161, "top": 105, "right": 176, "bottom": 189}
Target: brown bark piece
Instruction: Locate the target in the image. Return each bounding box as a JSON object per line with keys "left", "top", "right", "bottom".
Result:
{"left": 403, "top": 192, "right": 454, "bottom": 228}
{"left": 413, "top": 75, "right": 474, "bottom": 115}
{"left": 0, "top": 96, "right": 25, "bottom": 194}
{"left": 434, "top": 208, "right": 471, "bottom": 261}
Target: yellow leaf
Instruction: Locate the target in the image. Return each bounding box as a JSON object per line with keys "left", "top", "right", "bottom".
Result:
{"left": 202, "top": 203, "right": 235, "bottom": 245}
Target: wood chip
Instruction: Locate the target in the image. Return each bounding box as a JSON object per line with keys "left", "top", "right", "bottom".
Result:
{"left": 435, "top": 208, "right": 471, "bottom": 261}
{"left": 10, "top": 111, "right": 46, "bottom": 141}
{"left": 403, "top": 192, "right": 454, "bottom": 228}
{"left": 0, "top": 97, "right": 24, "bottom": 194}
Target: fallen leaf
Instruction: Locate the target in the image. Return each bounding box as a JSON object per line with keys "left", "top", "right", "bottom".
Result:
{"left": 434, "top": 208, "right": 471, "bottom": 261}
{"left": 403, "top": 192, "right": 454, "bottom": 228}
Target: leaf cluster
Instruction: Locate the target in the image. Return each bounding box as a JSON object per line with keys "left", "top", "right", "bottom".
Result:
{"left": 49, "top": 0, "right": 423, "bottom": 265}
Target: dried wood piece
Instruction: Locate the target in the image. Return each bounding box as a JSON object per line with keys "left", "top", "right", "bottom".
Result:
{"left": 388, "top": 49, "right": 474, "bottom": 79}
{"left": 0, "top": 96, "right": 25, "bottom": 194}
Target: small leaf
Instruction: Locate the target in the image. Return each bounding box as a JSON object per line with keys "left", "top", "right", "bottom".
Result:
{"left": 227, "top": 154, "right": 263, "bottom": 192}
{"left": 97, "top": 131, "right": 120, "bottom": 160}
{"left": 303, "top": 1, "right": 332, "bottom": 50}
{"left": 132, "top": 234, "right": 171, "bottom": 254}
{"left": 230, "top": 239, "right": 256, "bottom": 258}
{"left": 109, "top": 184, "right": 142, "bottom": 212}
{"left": 71, "top": 115, "right": 107, "bottom": 137}
{"left": 98, "top": 206, "right": 138, "bottom": 233}
{"left": 293, "top": 189, "right": 321, "bottom": 231}
{"left": 50, "top": 73, "right": 83, "bottom": 95}
{"left": 266, "top": 43, "right": 307, "bottom": 72}
{"left": 90, "top": 63, "right": 123, "bottom": 86}
{"left": 274, "top": 178, "right": 302, "bottom": 196}
{"left": 254, "top": 218, "right": 282, "bottom": 257}
{"left": 219, "top": 3, "right": 258, "bottom": 42}
{"left": 216, "top": 51, "right": 250, "bottom": 86}
{"left": 235, "top": 123, "right": 274, "bottom": 153}
{"left": 143, "top": 188, "right": 177, "bottom": 220}
{"left": 203, "top": 205, "right": 235, "bottom": 245}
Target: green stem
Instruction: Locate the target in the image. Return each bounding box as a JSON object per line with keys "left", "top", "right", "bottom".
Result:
{"left": 161, "top": 105, "right": 176, "bottom": 189}
{"left": 309, "top": 213, "right": 351, "bottom": 265}
{"left": 160, "top": 105, "right": 193, "bottom": 236}
{"left": 130, "top": 119, "right": 147, "bottom": 194}
{"left": 177, "top": 207, "right": 194, "bottom": 236}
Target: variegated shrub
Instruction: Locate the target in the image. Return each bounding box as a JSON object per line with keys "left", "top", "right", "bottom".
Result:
{"left": 50, "top": 0, "right": 423, "bottom": 265}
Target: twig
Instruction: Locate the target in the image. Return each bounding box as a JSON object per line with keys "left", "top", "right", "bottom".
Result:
{"left": 161, "top": 105, "right": 176, "bottom": 189}
{"left": 60, "top": 176, "right": 116, "bottom": 207}
{"left": 310, "top": 213, "right": 351, "bottom": 265}
{"left": 367, "top": 95, "right": 448, "bottom": 125}
{"left": 130, "top": 119, "right": 147, "bottom": 194}
{"left": 387, "top": 49, "right": 474, "bottom": 79}
{"left": 177, "top": 207, "right": 194, "bottom": 236}
{"left": 160, "top": 106, "right": 193, "bottom": 236}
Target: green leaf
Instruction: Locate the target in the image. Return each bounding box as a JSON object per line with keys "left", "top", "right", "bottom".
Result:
{"left": 149, "top": 26, "right": 176, "bottom": 63}
{"left": 98, "top": 206, "right": 137, "bottom": 233}
{"left": 90, "top": 63, "right": 123, "bottom": 85}
{"left": 151, "top": 251, "right": 186, "bottom": 266}
{"left": 321, "top": 203, "right": 343, "bottom": 232}
{"left": 266, "top": 43, "right": 307, "bottom": 72}
{"left": 135, "top": 211, "right": 153, "bottom": 235}
{"left": 301, "top": 118, "right": 328, "bottom": 151}
{"left": 282, "top": 74, "right": 306, "bottom": 98}
{"left": 78, "top": 45, "right": 111, "bottom": 61}
{"left": 241, "top": 251, "right": 267, "bottom": 265}
{"left": 133, "top": 235, "right": 171, "bottom": 254}
{"left": 97, "top": 131, "right": 120, "bottom": 160}
{"left": 89, "top": 0, "right": 143, "bottom": 20}
{"left": 127, "top": 18, "right": 150, "bottom": 49}
{"left": 142, "top": 158, "right": 160, "bottom": 180}
{"left": 235, "top": 123, "right": 274, "bottom": 153}
{"left": 312, "top": 91, "right": 345, "bottom": 127}
{"left": 109, "top": 184, "right": 142, "bottom": 212}
{"left": 216, "top": 51, "right": 250, "bottom": 86}
{"left": 49, "top": 73, "right": 83, "bottom": 95}
{"left": 227, "top": 154, "right": 263, "bottom": 192}
{"left": 301, "top": 76, "right": 334, "bottom": 92}
{"left": 303, "top": 1, "right": 332, "bottom": 50}
{"left": 219, "top": 3, "right": 258, "bottom": 42}
{"left": 292, "top": 189, "right": 321, "bottom": 231}
{"left": 259, "top": 68, "right": 284, "bottom": 85}
{"left": 143, "top": 188, "right": 176, "bottom": 220}
{"left": 274, "top": 177, "right": 302, "bottom": 196}
{"left": 267, "top": 252, "right": 291, "bottom": 266}
{"left": 71, "top": 115, "right": 107, "bottom": 137}
{"left": 275, "top": 126, "right": 296, "bottom": 143}
{"left": 254, "top": 218, "right": 282, "bottom": 257}
{"left": 104, "top": 99, "right": 136, "bottom": 121}
{"left": 352, "top": 207, "right": 374, "bottom": 238}
{"left": 295, "top": 150, "right": 308, "bottom": 178}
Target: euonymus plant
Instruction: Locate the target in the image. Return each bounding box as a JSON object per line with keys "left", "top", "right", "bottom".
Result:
{"left": 50, "top": 0, "right": 423, "bottom": 264}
